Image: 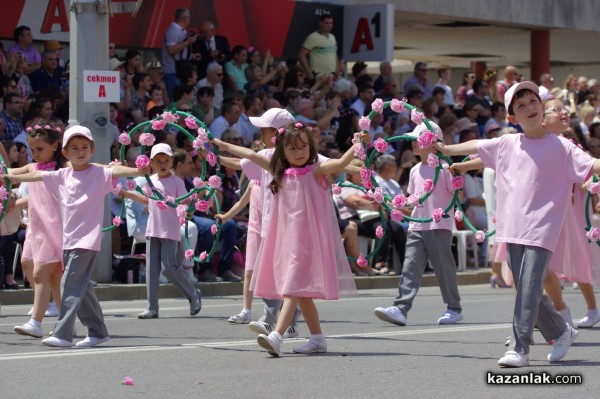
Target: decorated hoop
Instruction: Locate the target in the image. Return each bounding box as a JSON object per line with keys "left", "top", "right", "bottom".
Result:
{"left": 107, "top": 109, "right": 224, "bottom": 262}
{"left": 584, "top": 175, "right": 600, "bottom": 245}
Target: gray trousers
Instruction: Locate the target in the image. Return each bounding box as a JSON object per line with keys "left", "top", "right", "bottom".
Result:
{"left": 259, "top": 298, "right": 300, "bottom": 327}
{"left": 146, "top": 237, "right": 197, "bottom": 313}
{"left": 53, "top": 249, "right": 108, "bottom": 341}
{"left": 506, "top": 244, "right": 566, "bottom": 355}
{"left": 393, "top": 230, "right": 461, "bottom": 315}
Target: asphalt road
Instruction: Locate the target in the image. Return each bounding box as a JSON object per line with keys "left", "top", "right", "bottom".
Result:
{"left": 1, "top": 284, "right": 598, "bottom": 399}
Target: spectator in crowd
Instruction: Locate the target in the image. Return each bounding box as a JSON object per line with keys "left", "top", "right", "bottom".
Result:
{"left": 496, "top": 65, "right": 518, "bottom": 102}
{"left": 191, "top": 86, "right": 219, "bottom": 126}
{"left": 455, "top": 71, "right": 475, "bottom": 108}
{"left": 577, "top": 76, "right": 590, "bottom": 105}
{"left": 145, "top": 59, "right": 170, "bottom": 109}
{"left": 109, "top": 42, "right": 117, "bottom": 59}
{"left": 244, "top": 62, "right": 286, "bottom": 97}
{"left": 7, "top": 26, "right": 41, "bottom": 75}
{"left": 196, "top": 62, "right": 224, "bottom": 111}
{"left": 0, "top": 41, "right": 7, "bottom": 72}
{"left": 146, "top": 84, "right": 164, "bottom": 113}
{"left": 484, "top": 102, "right": 507, "bottom": 134}
{"left": 351, "top": 82, "right": 374, "bottom": 118}
{"left": 296, "top": 97, "right": 339, "bottom": 131}
{"left": 438, "top": 112, "right": 458, "bottom": 145}
{"left": 209, "top": 101, "right": 241, "bottom": 139}
{"left": 44, "top": 40, "right": 65, "bottom": 68}
{"left": 29, "top": 50, "right": 64, "bottom": 94}
{"left": 433, "top": 64, "right": 455, "bottom": 108}
{"left": 172, "top": 84, "right": 194, "bottom": 110}
{"left": 124, "top": 49, "right": 144, "bottom": 76}
{"left": 31, "top": 97, "right": 53, "bottom": 121}
{"left": 236, "top": 94, "right": 261, "bottom": 144}
{"left": 332, "top": 77, "right": 356, "bottom": 108}
{"left": 4, "top": 51, "right": 34, "bottom": 98}
{"left": 1, "top": 93, "right": 24, "bottom": 142}
{"left": 466, "top": 79, "right": 492, "bottom": 133}
{"left": 298, "top": 14, "right": 339, "bottom": 81}
{"left": 225, "top": 45, "right": 249, "bottom": 94}
{"left": 192, "top": 20, "right": 230, "bottom": 79}
{"left": 403, "top": 62, "right": 432, "bottom": 97}
{"left": 376, "top": 76, "right": 398, "bottom": 102}
{"left": 129, "top": 73, "right": 152, "bottom": 124}
{"left": 373, "top": 61, "right": 392, "bottom": 93}
{"left": 162, "top": 8, "right": 198, "bottom": 100}
{"left": 351, "top": 61, "right": 368, "bottom": 82}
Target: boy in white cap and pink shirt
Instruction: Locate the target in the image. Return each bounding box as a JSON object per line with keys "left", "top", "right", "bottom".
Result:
{"left": 436, "top": 81, "right": 600, "bottom": 367}
{"left": 121, "top": 143, "right": 202, "bottom": 320}
{"left": 8, "top": 125, "right": 150, "bottom": 348}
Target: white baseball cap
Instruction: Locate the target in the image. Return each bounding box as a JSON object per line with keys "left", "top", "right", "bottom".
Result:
{"left": 150, "top": 143, "right": 173, "bottom": 159}
{"left": 504, "top": 81, "right": 539, "bottom": 110}
{"left": 249, "top": 108, "right": 295, "bottom": 129}
{"left": 62, "top": 125, "right": 94, "bottom": 148}
{"left": 406, "top": 121, "right": 443, "bottom": 141}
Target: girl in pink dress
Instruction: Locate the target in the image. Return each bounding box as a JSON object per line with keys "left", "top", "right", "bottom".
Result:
{"left": 11, "top": 124, "right": 65, "bottom": 338}
{"left": 215, "top": 122, "right": 363, "bottom": 357}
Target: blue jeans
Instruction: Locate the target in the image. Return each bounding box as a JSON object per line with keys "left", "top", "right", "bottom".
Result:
{"left": 191, "top": 216, "right": 236, "bottom": 275}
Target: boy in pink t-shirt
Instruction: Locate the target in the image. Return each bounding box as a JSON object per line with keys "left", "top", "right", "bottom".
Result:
{"left": 374, "top": 122, "right": 463, "bottom": 327}
{"left": 122, "top": 143, "right": 201, "bottom": 319}
{"left": 436, "top": 82, "right": 600, "bottom": 368}
{"left": 8, "top": 125, "right": 149, "bottom": 348}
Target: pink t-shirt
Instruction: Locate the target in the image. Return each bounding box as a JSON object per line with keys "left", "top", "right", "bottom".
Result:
{"left": 408, "top": 162, "right": 454, "bottom": 231}
{"left": 478, "top": 133, "right": 595, "bottom": 251}
{"left": 146, "top": 174, "right": 187, "bottom": 241}
{"left": 42, "top": 165, "right": 113, "bottom": 251}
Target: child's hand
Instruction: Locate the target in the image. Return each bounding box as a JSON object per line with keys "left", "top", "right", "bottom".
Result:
{"left": 449, "top": 163, "right": 467, "bottom": 175}
{"left": 212, "top": 138, "right": 227, "bottom": 150}
{"left": 117, "top": 189, "right": 126, "bottom": 200}
{"left": 359, "top": 132, "right": 371, "bottom": 145}
{"left": 215, "top": 214, "right": 229, "bottom": 224}
{"left": 4, "top": 174, "right": 19, "bottom": 184}
{"left": 433, "top": 141, "right": 447, "bottom": 155}
{"left": 137, "top": 165, "right": 151, "bottom": 175}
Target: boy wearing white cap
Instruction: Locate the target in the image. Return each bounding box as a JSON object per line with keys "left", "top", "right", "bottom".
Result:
{"left": 121, "top": 143, "right": 202, "bottom": 320}
{"left": 375, "top": 122, "right": 463, "bottom": 328}
{"left": 436, "top": 81, "right": 600, "bottom": 367}
{"left": 7, "top": 125, "right": 150, "bottom": 347}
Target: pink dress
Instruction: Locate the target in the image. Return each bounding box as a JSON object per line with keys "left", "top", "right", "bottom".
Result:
{"left": 244, "top": 181, "right": 262, "bottom": 272}
{"left": 250, "top": 163, "right": 357, "bottom": 300}
{"left": 22, "top": 162, "right": 63, "bottom": 265}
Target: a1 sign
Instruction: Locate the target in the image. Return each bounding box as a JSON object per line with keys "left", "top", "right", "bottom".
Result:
{"left": 83, "top": 70, "right": 120, "bottom": 102}
{"left": 343, "top": 4, "right": 394, "bottom": 62}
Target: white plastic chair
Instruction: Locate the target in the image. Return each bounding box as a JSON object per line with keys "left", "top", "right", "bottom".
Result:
{"left": 452, "top": 219, "right": 479, "bottom": 271}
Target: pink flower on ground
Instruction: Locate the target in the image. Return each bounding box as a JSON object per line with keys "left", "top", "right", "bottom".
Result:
{"left": 375, "top": 225, "right": 384, "bottom": 238}
{"left": 208, "top": 175, "right": 222, "bottom": 189}
{"left": 176, "top": 205, "right": 187, "bottom": 218}
{"left": 125, "top": 180, "right": 137, "bottom": 191}
{"left": 122, "top": 376, "right": 134, "bottom": 386}
{"left": 451, "top": 176, "right": 464, "bottom": 190}
{"left": 192, "top": 177, "right": 205, "bottom": 189}
{"left": 354, "top": 144, "right": 366, "bottom": 160}
{"left": 411, "top": 109, "right": 424, "bottom": 125}
{"left": 588, "top": 182, "right": 600, "bottom": 194}
{"left": 332, "top": 183, "right": 342, "bottom": 195}
{"left": 151, "top": 119, "right": 166, "bottom": 131}
{"left": 422, "top": 179, "right": 434, "bottom": 193}
{"left": 357, "top": 255, "right": 368, "bottom": 267}
{"left": 392, "top": 194, "right": 407, "bottom": 208}
{"left": 587, "top": 227, "right": 600, "bottom": 241}
{"left": 427, "top": 153, "right": 439, "bottom": 168}
{"left": 454, "top": 209, "right": 463, "bottom": 222}
{"left": 432, "top": 208, "right": 444, "bottom": 222}
{"left": 369, "top": 187, "right": 385, "bottom": 204}
{"left": 475, "top": 230, "right": 486, "bottom": 243}
{"left": 206, "top": 152, "right": 217, "bottom": 167}
{"left": 112, "top": 216, "right": 122, "bottom": 226}
{"left": 195, "top": 200, "right": 210, "bottom": 212}
{"left": 416, "top": 130, "right": 436, "bottom": 149}
{"left": 199, "top": 251, "right": 208, "bottom": 262}
{"left": 184, "top": 249, "right": 194, "bottom": 261}
{"left": 135, "top": 155, "right": 150, "bottom": 169}
{"left": 408, "top": 194, "right": 419, "bottom": 206}
{"left": 142, "top": 184, "right": 153, "bottom": 197}
{"left": 371, "top": 98, "right": 385, "bottom": 113}
{"left": 184, "top": 117, "right": 198, "bottom": 129}
{"left": 118, "top": 133, "right": 131, "bottom": 145}
{"left": 211, "top": 224, "right": 218, "bottom": 235}
{"left": 390, "top": 98, "right": 406, "bottom": 113}
{"left": 156, "top": 201, "right": 168, "bottom": 210}
{"left": 139, "top": 133, "right": 155, "bottom": 146}
{"left": 358, "top": 116, "right": 371, "bottom": 131}
{"left": 391, "top": 209, "right": 403, "bottom": 222}
{"left": 374, "top": 138, "right": 389, "bottom": 153}
{"left": 112, "top": 182, "right": 122, "bottom": 195}
{"left": 161, "top": 111, "right": 178, "bottom": 123}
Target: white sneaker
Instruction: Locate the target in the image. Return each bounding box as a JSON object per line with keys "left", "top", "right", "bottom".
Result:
{"left": 14, "top": 322, "right": 43, "bottom": 338}
{"left": 159, "top": 272, "right": 169, "bottom": 284}
{"left": 228, "top": 311, "right": 251, "bottom": 324}
{"left": 374, "top": 306, "right": 407, "bottom": 326}
{"left": 283, "top": 326, "right": 299, "bottom": 338}
{"left": 49, "top": 326, "right": 78, "bottom": 338}
{"left": 45, "top": 302, "right": 59, "bottom": 317}
{"left": 293, "top": 339, "right": 327, "bottom": 354}
{"left": 437, "top": 309, "right": 463, "bottom": 325}
{"left": 42, "top": 336, "right": 73, "bottom": 347}
{"left": 498, "top": 351, "right": 529, "bottom": 367}
{"left": 249, "top": 321, "right": 272, "bottom": 335}
{"left": 547, "top": 324, "right": 578, "bottom": 362}
{"left": 257, "top": 332, "right": 281, "bottom": 357}
{"left": 75, "top": 336, "right": 110, "bottom": 348}
{"left": 576, "top": 310, "right": 600, "bottom": 328}
{"left": 137, "top": 310, "right": 159, "bottom": 319}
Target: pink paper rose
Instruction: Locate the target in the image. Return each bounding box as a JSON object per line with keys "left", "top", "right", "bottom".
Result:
{"left": 475, "top": 230, "right": 486, "bottom": 243}
{"left": 211, "top": 224, "right": 218, "bottom": 235}
{"left": 374, "top": 137, "right": 389, "bottom": 153}
{"left": 199, "top": 251, "right": 208, "bottom": 261}
{"left": 332, "top": 183, "right": 342, "bottom": 195}
{"left": 195, "top": 200, "right": 210, "bottom": 212}
{"left": 161, "top": 111, "right": 178, "bottom": 123}
{"left": 358, "top": 116, "right": 371, "bottom": 131}
{"left": 369, "top": 187, "right": 385, "bottom": 204}
{"left": 432, "top": 208, "right": 444, "bottom": 222}
{"left": 354, "top": 144, "right": 366, "bottom": 160}
{"left": 112, "top": 216, "right": 122, "bottom": 226}
{"left": 427, "top": 153, "right": 439, "bottom": 168}
{"left": 454, "top": 209, "right": 463, "bottom": 222}
{"left": 156, "top": 201, "right": 168, "bottom": 210}
{"left": 125, "top": 179, "right": 137, "bottom": 191}
{"left": 193, "top": 177, "right": 205, "bottom": 189}
{"left": 390, "top": 98, "right": 405, "bottom": 113}
{"left": 375, "top": 225, "right": 384, "bottom": 239}
{"left": 135, "top": 155, "right": 150, "bottom": 170}
{"left": 118, "top": 133, "right": 131, "bottom": 145}
{"left": 451, "top": 176, "right": 464, "bottom": 190}
{"left": 185, "top": 249, "right": 194, "bottom": 261}
{"left": 197, "top": 127, "right": 209, "bottom": 143}
{"left": 176, "top": 205, "right": 187, "bottom": 218}
{"left": 416, "top": 130, "right": 436, "bottom": 149}
{"left": 139, "top": 133, "right": 155, "bottom": 146}
{"left": 391, "top": 209, "right": 403, "bottom": 222}
{"left": 422, "top": 179, "right": 434, "bottom": 193}
{"left": 410, "top": 109, "right": 424, "bottom": 125}
{"left": 392, "top": 194, "right": 407, "bottom": 208}
{"left": 587, "top": 227, "right": 600, "bottom": 241}
{"left": 588, "top": 182, "right": 600, "bottom": 194}
{"left": 206, "top": 151, "right": 217, "bottom": 167}
{"left": 151, "top": 119, "right": 166, "bottom": 131}
{"left": 208, "top": 175, "right": 222, "bottom": 189}
{"left": 357, "top": 255, "right": 368, "bottom": 267}
{"left": 371, "top": 98, "right": 385, "bottom": 113}
{"left": 408, "top": 194, "right": 419, "bottom": 206}
{"left": 184, "top": 117, "right": 198, "bottom": 129}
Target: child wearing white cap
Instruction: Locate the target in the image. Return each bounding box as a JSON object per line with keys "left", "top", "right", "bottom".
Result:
{"left": 7, "top": 125, "right": 149, "bottom": 348}
{"left": 121, "top": 143, "right": 202, "bottom": 319}
{"left": 436, "top": 81, "right": 600, "bottom": 367}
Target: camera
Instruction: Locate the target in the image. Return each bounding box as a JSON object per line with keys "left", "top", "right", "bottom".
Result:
{"left": 189, "top": 31, "right": 196, "bottom": 37}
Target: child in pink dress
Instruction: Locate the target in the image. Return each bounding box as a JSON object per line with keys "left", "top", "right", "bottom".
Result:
{"left": 11, "top": 124, "right": 65, "bottom": 338}
{"left": 215, "top": 122, "right": 363, "bottom": 357}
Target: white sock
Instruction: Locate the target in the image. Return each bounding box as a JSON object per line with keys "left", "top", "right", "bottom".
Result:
{"left": 241, "top": 308, "right": 251, "bottom": 315}
{"left": 29, "top": 319, "right": 41, "bottom": 328}
{"left": 587, "top": 309, "right": 599, "bottom": 317}
{"left": 310, "top": 333, "right": 325, "bottom": 343}
{"left": 269, "top": 331, "right": 282, "bottom": 340}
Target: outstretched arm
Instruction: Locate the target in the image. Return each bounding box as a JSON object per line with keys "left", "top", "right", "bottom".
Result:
{"left": 592, "top": 159, "right": 600, "bottom": 176}
{"left": 434, "top": 140, "right": 479, "bottom": 157}
{"left": 213, "top": 139, "right": 270, "bottom": 171}
{"left": 215, "top": 180, "right": 254, "bottom": 224}
{"left": 120, "top": 189, "right": 149, "bottom": 205}
{"left": 111, "top": 164, "right": 150, "bottom": 178}
{"left": 6, "top": 170, "right": 43, "bottom": 183}
{"left": 449, "top": 158, "right": 484, "bottom": 175}
{"left": 219, "top": 156, "right": 242, "bottom": 170}
{"left": 315, "top": 134, "right": 369, "bottom": 178}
